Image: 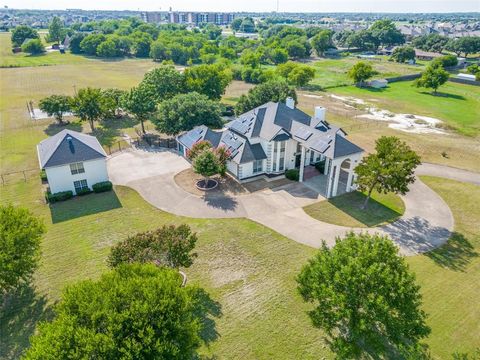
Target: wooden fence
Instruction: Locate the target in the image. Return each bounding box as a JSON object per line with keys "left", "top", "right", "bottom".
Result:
{"left": 0, "top": 168, "right": 41, "bottom": 186}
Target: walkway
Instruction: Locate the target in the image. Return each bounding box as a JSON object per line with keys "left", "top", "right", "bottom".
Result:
{"left": 107, "top": 149, "right": 479, "bottom": 256}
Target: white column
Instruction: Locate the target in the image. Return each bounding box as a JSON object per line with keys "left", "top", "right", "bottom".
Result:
{"left": 326, "top": 163, "right": 335, "bottom": 198}
{"left": 331, "top": 161, "right": 341, "bottom": 197}
{"left": 324, "top": 157, "right": 330, "bottom": 175}
{"left": 299, "top": 145, "right": 306, "bottom": 182}
{"left": 346, "top": 160, "right": 355, "bottom": 192}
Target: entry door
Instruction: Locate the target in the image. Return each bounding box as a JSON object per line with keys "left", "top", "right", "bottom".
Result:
{"left": 295, "top": 154, "right": 301, "bottom": 168}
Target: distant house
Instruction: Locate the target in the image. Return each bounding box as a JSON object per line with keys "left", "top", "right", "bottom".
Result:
{"left": 177, "top": 99, "right": 364, "bottom": 198}
{"left": 415, "top": 49, "right": 444, "bottom": 61}
{"left": 367, "top": 79, "right": 388, "bottom": 88}
{"left": 37, "top": 130, "right": 109, "bottom": 195}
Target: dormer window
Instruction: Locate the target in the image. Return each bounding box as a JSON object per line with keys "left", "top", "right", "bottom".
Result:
{"left": 70, "top": 162, "right": 85, "bottom": 175}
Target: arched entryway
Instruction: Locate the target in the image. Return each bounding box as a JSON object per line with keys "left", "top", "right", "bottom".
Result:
{"left": 337, "top": 158, "right": 352, "bottom": 195}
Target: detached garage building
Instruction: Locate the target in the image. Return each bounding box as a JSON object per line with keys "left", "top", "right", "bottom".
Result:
{"left": 37, "top": 129, "right": 109, "bottom": 195}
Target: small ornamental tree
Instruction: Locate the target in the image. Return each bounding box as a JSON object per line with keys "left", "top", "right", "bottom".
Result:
{"left": 297, "top": 232, "right": 430, "bottom": 358}
{"left": 415, "top": 64, "right": 450, "bottom": 95}
{"left": 0, "top": 204, "right": 45, "bottom": 294}
{"left": 24, "top": 264, "right": 204, "bottom": 359}
{"left": 193, "top": 149, "right": 221, "bottom": 185}
{"left": 122, "top": 84, "right": 156, "bottom": 134}
{"left": 39, "top": 95, "right": 72, "bottom": 125}
{"left": 355, "top": 136, "right": 421, "bottom": 209}
{"left": 187, "top": 140, "right": 213, "bottom": 161}
{"left": 348, "top": 61, "right": 377, "bottom": 87}
{"left": 71, "top": 87, "right": 105, "bottom": 132}
{"left": 108, "top": 224, "right": 197, "bottom": 269}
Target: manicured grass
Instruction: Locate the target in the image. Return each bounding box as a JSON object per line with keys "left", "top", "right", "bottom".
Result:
{"left": 308, "top": 57, "right": 424, "bottom": 89}
{"left": 0, "top": 180, "right": 329, "bottom": 359}
{"left": 409, "top": 177, "right": 480, "bottom": 358}
{"left": 303, "top": 190, "right": 405, "bottom": 227}
{"left": 331, "top": 80, "right": 480, "bottom": 136}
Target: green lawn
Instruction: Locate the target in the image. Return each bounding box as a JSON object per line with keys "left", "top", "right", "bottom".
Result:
{"left": 330, "top": 80, "right": 480, "bottom": 136}
{"left": 308, "top": 57, "right": 425, "bottom": 89}
{"left": 0, "top": 180, "right": 329, "bottom": 359}
{"left": 303, "top": 190, "right": 405, "bottom": 227}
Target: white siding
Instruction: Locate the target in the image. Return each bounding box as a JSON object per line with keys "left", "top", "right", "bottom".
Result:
{"left": 226, "top": 160, "right": 238, "bottom": 177}
{"left": 46, "top": 158, "right": 108, "bottom": 194}
{"left": 238, "top": 162, "right": 254, "bottom": 180}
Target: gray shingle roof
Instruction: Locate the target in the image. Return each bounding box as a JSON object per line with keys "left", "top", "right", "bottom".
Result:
{"left": 37, "top": 129, "right": 106, "bottom": 169}
{"left": 240, "top": 142, "right": 267, "bottom": 164}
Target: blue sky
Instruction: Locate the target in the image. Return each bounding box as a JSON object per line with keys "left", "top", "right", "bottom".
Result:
{"left": 5, "top": 0, "right": 479, "bottom": 13}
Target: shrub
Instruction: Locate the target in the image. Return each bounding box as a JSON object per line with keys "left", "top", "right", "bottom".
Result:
{"left": 92, "top": 181, "right": 113, "bottom": 193}
{"left": 76, "top": 187, "right": 92, "bottom": 196}
{"left": 39, "top": 170, "right": 47, "bottom": 182}
{"left": 46, "top": 190, "right": 73, "bottom": 203}
{"left": 285, "top": 169, "right": 300, "bottom": 181}
{"left": 315, "top": 160, "right": 326, "bottom": 173}
{"left": 431, "top": 54, "right": 458, "bottom": 68}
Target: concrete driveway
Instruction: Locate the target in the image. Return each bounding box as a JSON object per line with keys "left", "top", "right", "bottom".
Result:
{"left": 106, "top": 148, "right": 477, "bottom": 256}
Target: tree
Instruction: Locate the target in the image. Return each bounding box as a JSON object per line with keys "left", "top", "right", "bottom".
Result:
{"left": 190, "top": 145, "right": 229, "bottom": 185}
{"left": 24, "top": 264, "right": 204, "bottom": 359}
{"left": 239, "top": 17, "right": 255, "bottom": 33}
{"left": 131, "top": 31, "right": 153, "bottom": 58}
{"left": 355, "top": 136, "right": 421, "bottom": 209}
{"left": 140, "top": 65, "right": 186, "bottom": 102}
{"left": 231, "top": 18, "right": 243, "bottom": 32}
{"left": 11, "top": 25, "right": 39, "bottom": 47}
{"left": 270, "top": 47, "right": 288, "bottom": 64}
{"left": 96, "top": 39, "right": 119, "bottom": 57}
{"left": 184, "top": 64, "right": 232, "bottom": 100}
{"left": 21, "top": 39, "right": 45, "bottom": 55}
{"left": 0, "top": 204, "right": 45, "bottom": 294}
{"left": 39, "top": 95, "right": 72, "bottom": 124}
{"left": 235, "top": 80, "right": 297, "bottom": 115}
{"left": 122, "top": 84, "right": 156, "bottom": 134}
{"left": 80, "top": 34, "right": 106, "bottom": 55}
{"left": 311, "top": 30, "right": 333, "bottom": 57}
{"left": 390, "top": 46, "right": 416, "bottom": 63}
{"left": 71, "top": 87, "right": 105, "bottom": 131}
{"left": 101, "top": 88, "right": 126, "bottom": 118}
{"left": 202, "top": 24, "right": 222, "bottom": 40}
{"left": 286, "top": 40, "right": 307, "bottom": 59}
{"left": 414, "top": 64, "right": 450, "bottom": 94}
{"left": 447, "top": 36, "right": 480, "bottom": 58}
{"left": 108, "top": 225, "right": 197, "bottom": 269}
{"left": 68, "top": 32, "right": 86, "bottom": 54}
{"left": 347, "top": 61, "right": 377, "bottom": 87}
{"left": 297, "top": 232, "right": 430, "bottom": 358}
{"left": 368, "top": 19, "right": 405, "bottom": 50}
{"left": 287, "top": 65, "right": 315, "bottom": 87}
{"left": 48, "top": 16, "right": 64, "bottom": 44}
{"left": 154, "top": 92, "right": 222, "bottom": 136}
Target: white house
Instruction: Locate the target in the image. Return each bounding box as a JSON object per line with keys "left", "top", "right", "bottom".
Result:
{"left": 177, "top": 99, "right": 364, "bottom": 198}
{"left": 37, "top": 129, "right": 109, "bottom": 195}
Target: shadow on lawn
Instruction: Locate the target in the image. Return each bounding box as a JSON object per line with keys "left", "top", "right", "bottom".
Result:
{"left": 192, "top": 288, "right": 223, "bottom": 346}
{"left": 44, "top": 121, "right": 83, "bottom": 136}
{"left": 0, "top": 283, "right": 54, "bottom": 359}
{"left": 328, "top": 192, "right": 402, "bottom": 227}
{"left": 50, "top": 190, "right": 122, "bottom": 224}
{"left": 425, "top": 231, "right": 478, "bottom": 271}
{"left": 419, "top": 91, "right": 466, "bottom": 100}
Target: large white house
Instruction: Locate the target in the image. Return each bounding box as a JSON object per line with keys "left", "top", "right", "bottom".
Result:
{"left": 37, "top": 129, "right": 109, "bottom": 195}
{"left": 177, "top": 99, "right": 364, "bottom": 198}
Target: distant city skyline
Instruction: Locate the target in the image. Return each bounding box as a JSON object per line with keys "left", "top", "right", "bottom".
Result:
{"left": 4, "top": 0, "right": 480, "bottom": 13}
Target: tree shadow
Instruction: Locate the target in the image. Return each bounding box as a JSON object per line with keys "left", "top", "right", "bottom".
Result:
{"left": 419, "top": 91, "right": 466, "bottom": 100}
{"left": 49, "top": 190, "right": 123, "bottom": 224}
{"left": 92, "top": 127, "right": 121, "bottom": 147}
{"left": 0, "top": 283, "right": 54, "bottom": 359}
{"left": 101, "top": 115, "right": 137, "bottom": 131}
{"left": 301, "top": 84, "right": 324, "bottom": 92}
{"left": 191, "top": 288, "right": 222, "bottom": 345}
{"left": 43, "top": 121, "right": 83, "bottom": 136}
{"left": 201, "top": 190, "right": 239, "bottom": 213}
{"left": 425, "top": 232, "right": 478, "bottom": 271}
{"left": 328, "top": 192, "right": 402, "bottom": 227}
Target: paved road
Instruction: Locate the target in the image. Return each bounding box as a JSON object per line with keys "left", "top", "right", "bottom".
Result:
{"left": 108, "top": 149, "right": 478, "bottom": 256}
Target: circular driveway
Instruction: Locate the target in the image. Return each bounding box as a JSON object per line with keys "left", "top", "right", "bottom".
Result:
{"left": 107, "top": 148, "right": 478, "bottom": 256}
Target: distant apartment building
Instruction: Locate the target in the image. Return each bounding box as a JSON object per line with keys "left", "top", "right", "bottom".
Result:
{"left": 142, "top": 11, "right": 234, "bottom": 25}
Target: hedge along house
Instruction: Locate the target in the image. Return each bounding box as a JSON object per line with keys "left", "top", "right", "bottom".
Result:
{"left": 177, "top": 99, "right": 364, "bottom": 198}
{"left": 37, "top": 129, "right": 109, "bottom": 195}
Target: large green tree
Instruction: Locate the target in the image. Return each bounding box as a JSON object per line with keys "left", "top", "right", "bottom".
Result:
{"left": 108, "top": 225, "right": 198, "bottom": 269}
{"left": 415, "top": 64, "right": 450, "bottom": 94}
{"left": 347, "top": 61, "right": 377, "bottom": 87}
{"left": 48, "top": 16, "right": 64, "bottom": 44}
{"left": 297, "top": 232, "right": 430, "bottom": 358}
{"left": 235, "top": 79, "right": 297, "bottom": 115}
{"left": 70, "top": 87, "right": 105, "bottom": 131}
{"left": 368, "top": 19, "right": 405, "bottom": 50}
{"left": 21, "top": 39, "right": 45, "bottom": 55}
{"left": 354, "top": 136, "right": 421, "bottom": 209}
{"left": 0, "top": 204, "right": 45, "bottom": 294}
{"left": 390, "top": 46, "right": 416, "bottom": 63}
{"left": 122, "top": 84, "right": 157, "bottom": 134}
{"left": 11, "top": 25, "right": 39, "bottom": 47}
{"left": 154, "top": 92, "right": 222, "bottom": 136}
{"left": 184, "top": 64, "right": 232, "bottom": 100}
{"left": 311, "top": 30, "right": 334, "bottom": 57}
{"left": 79, "top": 34, "right": 106, "bottom": 55}
{"left": 140, "top": 65, "right": 186, "bottom": 102}
{"left": 39, "top": 95, "right": 72, "bottom": 124}
{"left": 23, "top": 264, "right": 204, "bottom": 359}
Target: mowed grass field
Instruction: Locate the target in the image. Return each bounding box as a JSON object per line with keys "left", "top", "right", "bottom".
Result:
{"left": 1, "top": 175, "right": 479, "bottom": 359}
{"left": 330, "top": 80, "right": 480, "bottom": 136}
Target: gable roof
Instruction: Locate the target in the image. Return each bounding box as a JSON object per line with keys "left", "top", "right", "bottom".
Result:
{"left": 37, "top": 129, "right": 106, "bottom": 169}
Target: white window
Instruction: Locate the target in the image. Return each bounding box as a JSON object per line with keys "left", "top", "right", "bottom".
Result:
{"left": 253, "top": 160, "right": 263, "bottom": 174}
{"left": 70, "top": 162, "right": 85, "bottom": 175}
{"left": 279, "top": 141, "right": 286, "bottom": 171}
{"left": 73, "top": 179, "right": 88, "bottom": 193}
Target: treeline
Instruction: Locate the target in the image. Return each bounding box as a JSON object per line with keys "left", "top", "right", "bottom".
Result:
{"left": 413, "top": 34, "right": 480, "bottom": 58}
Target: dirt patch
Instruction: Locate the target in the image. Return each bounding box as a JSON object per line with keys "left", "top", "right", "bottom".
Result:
{"left": 174, "top": 168, "right": 293, "bottom": 197}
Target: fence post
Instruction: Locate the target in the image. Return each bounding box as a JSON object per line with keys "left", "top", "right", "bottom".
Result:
{"left": 118, "top": 142, "right": 121, "bottom": 152}
{"left": 23, "top": 171, "right": 27, "bottom": 182}
{"left": 1, "top": 174, "right": 4, "bottom": 185}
